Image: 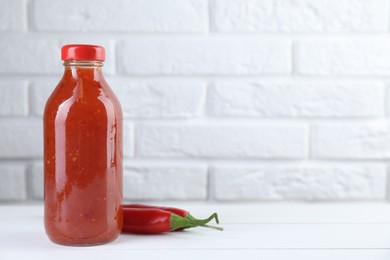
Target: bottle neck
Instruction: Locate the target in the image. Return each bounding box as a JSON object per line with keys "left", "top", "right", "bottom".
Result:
{"left": 63, "top": 60, "right": 104, "bottom": 81}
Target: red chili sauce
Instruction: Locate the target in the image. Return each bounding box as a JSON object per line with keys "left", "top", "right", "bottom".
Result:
{"left": 44, "top": 45, "right": 123, "bottom": 246}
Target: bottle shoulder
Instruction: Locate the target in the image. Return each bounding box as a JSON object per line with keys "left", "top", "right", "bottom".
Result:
{"left": 44, "top": 79, "right": 122, "bottom": 121}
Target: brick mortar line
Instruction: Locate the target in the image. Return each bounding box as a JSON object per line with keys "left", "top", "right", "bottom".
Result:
{"left": 4, "top": 31, "right": 390, "bottom": 36}
{"left": 199, "top": 82, "right": 210, "bottom": 117}
{"left": 0, "top": 117, "right": 388, "bottom": 123}
{"left": 23, "top": 0, "right": 29, "bottom": 32}
{"left": 384, "top": 84, "right": 389, "bottom": 117}
{"left": 386, "top": 165, "right": 390, "bottom": 202}
{"left": 308, "top": 125, "right": 313, "bottom": 159}
{"left": 387, "top": 0, "right": 390, "bottom": 32}
{"left": 125, "top": 118, "right": 388, "bottom": 124}
{"left": 207, "top": 0, "right": 214, "bottom": 33}
{"left": 6, "top": 32, "right": 390, "bottom": 40}
{"left": 3, "top": 158, "right": 390, "bottom": 164}
{"left": 4, "top": 74, "right": 390, "bottom": 80}
{"left": 25, "top": 161, "right": 36, "bottom": 201}
{"left": 27, "top": 81, "right": 34, "bottom": 117}
{"left": 207, "top": 165, "right": 215, "bottom": 201}
{"left": 3, "top": 75, "right": 390, "bottom": 80}
{"left": 132, "top": 123, "right": 138, "bottom": 158}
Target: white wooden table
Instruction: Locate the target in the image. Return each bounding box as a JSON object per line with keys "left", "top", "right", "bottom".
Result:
{"left": 1, "top": 203, "right": 390, "bottom": 260}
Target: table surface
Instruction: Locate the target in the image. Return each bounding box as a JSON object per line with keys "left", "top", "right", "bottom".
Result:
{"left": 2, "top": 203, "right": 390, "bottom": 260}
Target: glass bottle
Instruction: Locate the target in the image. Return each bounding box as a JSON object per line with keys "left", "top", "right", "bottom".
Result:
{"left": 44, "top": 44, "right": 123, "bottom": 246}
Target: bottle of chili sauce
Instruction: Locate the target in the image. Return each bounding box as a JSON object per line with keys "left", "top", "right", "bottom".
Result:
{"left": 44, "top": 45, "right": 123, "bottom": 246}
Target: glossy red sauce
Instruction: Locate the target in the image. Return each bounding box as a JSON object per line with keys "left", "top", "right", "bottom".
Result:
{"left": 44, "top": 62, "right": 123, "bottom": 246}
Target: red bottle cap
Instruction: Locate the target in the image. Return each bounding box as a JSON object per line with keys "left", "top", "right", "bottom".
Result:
{"left": 61, "top": 44, "right": 105, "bottom": 61}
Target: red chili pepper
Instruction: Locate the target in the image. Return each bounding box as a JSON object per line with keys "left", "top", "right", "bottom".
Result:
{"left": 122, "top": 204, "right": 220, "bottom": 230}
{"left": 123, "top": 204, "right": 188, "bottom": 217}
{"left": 122, "top": 207, "right": 223, "bottom": 234}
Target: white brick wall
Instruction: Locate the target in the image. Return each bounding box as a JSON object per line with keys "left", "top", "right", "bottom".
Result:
{"left": 120, "top": 37, "right": 290, "bottom": 75}
{"left": 0, "top": 165, "right": 26, "bottom": 201}
{"left": 109, "top": 79, "right": 207, "bottom": 118}
{"left": 33, "top": 0, "right": 208, "bottom": 32}
{"left": 29, "top": 163, "right": 43, "bottom": 200}
{"left": 0, "top": 81, "right": 28, "bottom": 116}
{"left": 0, "top": 0, "right": 25, "bottom": 31}
{"left": 212, "top": 0, "right": 389, "bottom": 32}
{"left": 209, "top": 81, "right": 384, "bottom": 117}
{"left": 296, "top": 40, "right": 390, "bottom": 75}
{"left": 312, "top": 122, "right": 390, "bottom": 159}
{"left": 0, "top": 0, "right": 390, "bottom": 203}
{"left": 123, "top": 164, "right": 208, "bottom": 200}
{"left": 0, "top": 119, "right": 42, "bottom": 158}
{"left": 137, "top": 124, "right": 307, "bottom": 158}
{"left": 212, "top": 164, "right": 387, "bottom": 200}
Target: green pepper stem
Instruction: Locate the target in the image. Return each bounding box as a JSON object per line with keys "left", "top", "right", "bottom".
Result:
{"left": 169, "top": 212, "right": 223, "bottom": 231}
{"left": 200, "top": 224, "right": 224, "bottom": 231}
{"left": 186, "top": 212, "right": 219, "bottom": 225}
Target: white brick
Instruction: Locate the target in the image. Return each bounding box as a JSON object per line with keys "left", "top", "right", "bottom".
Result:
{"left": 123, "top": 164, "right": 207, "bottom": 200}
{"left": 33, "top": 0, "right": 207, "bottom": 32}
{"left": 31, "top": 80, "right": 56, "bottom": 116}
{"left": 213, "top": 0, "right": 388, "bottom": 32}
{"left": 312, "top": 123, "right": 390, "bottom": 159}
{"left": 212, "top": 165, "right": 386, "bottom": 201}
{"left": 138, "top": 124, "right": 307, "bottom": 158}
{"left": 0, "top": 81, "right": 28, "bottom": 116}
{"left": 0, "top": 37, "right": 61, "bottom": 74}
{"left": 30, "top": 163, "right": 43, "bottom": 200}
{"left": 0, "top": 119, "right": 42, "bottom": 158}
{"left": 123, "top": 122, "right": 134, "bottom": 158}
{"left": 0, "top": 37, "right": 115, "bottom": 75}
{"left": 209, "top": 81, "right": 384, "bottom": 117}
{"left": 0, "top": 0, "right": 25, "bottom": 31}
{"left": 0, "top": 164, "right": 26, "bottom": 201}
{"left": 34, "top": 162, "right": 205, "bottom": 201}
{"left": 296, "top": 40, "right": 390, "bottom": 75}
{"left": 121, "top": 37, "right": 290, "bottom": 75}
{"left": 109, "top": 79, "right": 206, "bottom": 118}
